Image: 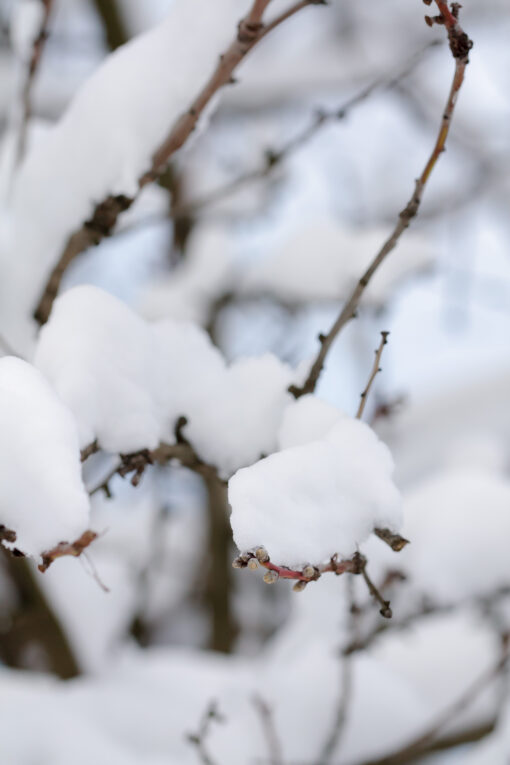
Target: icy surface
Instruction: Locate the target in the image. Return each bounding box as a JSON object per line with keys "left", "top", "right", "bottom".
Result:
{"left": 0, "top": 357, "right": 89, "bottom": 557}
{"left": 229, "top": 417, "right": 402, "bottom": 566}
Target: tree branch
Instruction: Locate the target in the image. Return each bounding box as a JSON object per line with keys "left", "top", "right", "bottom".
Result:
{"left": 34, "top": 0, "right": 326, "bottom": 325}
{"left": 171, "top": 41, "right": 440, "bottom": 220}
{"left": 356, "top": 331, "right": 389, "bottom": 420}
{"left": 352, "top": 636, "right": 509, "bottom": 765}
{"left": 289, "top": 2, "right": 473, "bottom": 398}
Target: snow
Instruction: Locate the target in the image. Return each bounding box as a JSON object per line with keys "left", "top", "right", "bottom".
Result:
{"left": 229, "top": 417, "right": 402, "bottom": 566}
{"left": 277, "top": 394, "right": 348, "bottom": 449}
{"left": 399, "top": 467, "right": 510, "bottom": 603}
{"left": 34, "top": 285, "right": 165, "bottom": 453}
{"left": 241, "top": 216, "right": 433, "bottom": 305}
{"left": 140, "top": 224, "right": 236, "bottom": 325}
{"left": 0, "top": 0, "right": 242, "bottom": 351}
{"left": 35, "top": 285, "right": 296, "bottom": 476}
{"left": 10, "top": 0, "right": 45, "bottom": 61}
{"left": 0, "top": 356, "right": 90, "bottom": 558}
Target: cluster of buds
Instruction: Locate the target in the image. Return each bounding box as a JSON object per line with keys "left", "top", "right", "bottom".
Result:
{"left": 233, "top": 547, "right": 359, "bottom": 592}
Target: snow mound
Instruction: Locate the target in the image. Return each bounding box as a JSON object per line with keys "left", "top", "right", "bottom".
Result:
{"left": 229, "top": 417, "right": 402, "bottom": 567}
{"left": 0, "top": 357, "right": 90, "bottom": 558}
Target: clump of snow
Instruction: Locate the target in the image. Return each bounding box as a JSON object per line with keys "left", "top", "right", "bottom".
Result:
{"left": 184, "top": 354, "right": 294, "bottom": 478}
{"left": 277, "top": 394, "right": 348, "bottom": 450}
{"left": 400, "top": 468, "right": 510, "bottom": 603}
{"left": 34, "top": 285, "right": 165, "bottom": 453}
{"left": 0, "top": 0, "right": 242, "bottom": 351}
{"left": 35, "top": 286, "right": 295, "bottom": 476}
{"left": 241, "top": 216, "right": 433, "bottom": 305}
{"left": 0, "top": 357, "right": 90, "bottom": 558}
{"left": 229, "top": 417, "right": 402, "bottom": 567}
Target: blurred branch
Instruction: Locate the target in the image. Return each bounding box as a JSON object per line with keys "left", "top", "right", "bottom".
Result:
{"left": 173, "top": 40, "right": 440, "bottom": 220}
{"left": 253, "top": 695, "right": 284, "bottom": 765}
{"left": 343, "top": 585, "right": 510, "bottom": 657}
{"left": 289, "top": 2, "right": 473, "bottom": 398}
{"left": 0, "top": 550, "right": 81, "bottom": 678}
{"left": 356, "top": 331, "right": 389, "bottom": 420}
{"left": 90, "top": 0, "right": 129, "bottom": 51}
{"left": 34, "top": 0, "right": 327, "bottom": 325}
{"left": 352, "top": 635, "right": 509, "bottom": 765}
{"left": 186, "top": 701, "right": 225, "bottom": 765}
{"left": 14, "top": 0, "right": 54, "bottom": 165}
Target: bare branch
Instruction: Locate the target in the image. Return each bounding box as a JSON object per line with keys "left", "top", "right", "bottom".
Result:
{"left": 34, "top": 0, "right": 326, "bottom": 325}
{"left": 186, "top": 701, "right": 224, "bottom": 765}
{"left": 253, "top": 695, "right": 284, "bottom": 765}
{"left": 289, "top": 3, "right": 473, "bottom": 398}
{"left": 172, "top": 41, "right": 440, "bottom": 220}
{"left": 356, "top": 331, "right": 389, "bottom": 420}
{"left": 352, "top": 636, "right": 509, "bottom": 765}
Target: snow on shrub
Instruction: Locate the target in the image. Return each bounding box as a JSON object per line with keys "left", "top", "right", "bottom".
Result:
{"left": 0, "top": 356, "right": 90, "bottom": 558}
{"left": 35, "top": 285, "right": 296, "bottom": 476}
{"left": 229, "top": 417, "right": 402, "bottom": 568}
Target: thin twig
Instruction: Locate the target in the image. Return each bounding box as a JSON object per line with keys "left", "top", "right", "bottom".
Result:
{"left": 253, "top": 695, "right": 284, "bottom": 765}
{"left": 289, "top": 3, "right": 473, "bottom": 398}
{"left": 317, "top": 580, "right": 355, "bottom": 763}
{"left": 356, "top": 332, "right": 389, "bottom": 420}
{"left": 173, "top": 40, "right": 440, "bottom": 219}
{"left": 186, "top": 701, "right": 224, "bottom": 765}
{"left": 34, "top": 0, "right": 326, "bottom": 325}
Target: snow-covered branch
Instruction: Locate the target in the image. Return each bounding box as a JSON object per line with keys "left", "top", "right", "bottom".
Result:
{"left": 33, "top": 0, "right": 327, "bottom": 326}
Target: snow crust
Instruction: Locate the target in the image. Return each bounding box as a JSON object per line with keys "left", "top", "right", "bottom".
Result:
{"left": 0, "top": 357, "right": 90, "bottom": 557}
{"left": 229, "top": 417, "right": 402, "bottom": 566}
{"left": 35, "top": 286, "right": 295, "bottom": 476}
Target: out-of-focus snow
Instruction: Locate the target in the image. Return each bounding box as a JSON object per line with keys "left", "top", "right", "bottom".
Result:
{"left": 240, "top": 216, "right": 433, "bottom": 304}
{"left": 0, "top": 356, "right": 89, "bottom": 558}
{"left": 229, "top": 417, "right": 402, "bottom": 566}
{"left": 400, "top": 468, "right": 510, "bottom": 603}
{"left": 140, "top": 225, "right": 236, "bottom": 325}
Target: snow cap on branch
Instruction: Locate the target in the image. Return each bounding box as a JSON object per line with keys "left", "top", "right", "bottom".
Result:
{"left": 229, "top": 417, "right": 402, "bottom": 567}
{"left": 0, "top": 357, "right": 90, "bottom": 558}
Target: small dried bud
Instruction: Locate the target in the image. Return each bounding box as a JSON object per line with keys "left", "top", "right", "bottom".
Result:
{"left": 293, "top": 580, "right": 308, "bottom": 593}
{"left": 380, "top": 605, "right": 393, "bottom": 619}
{"left": 247, "top": 558, "right": 259, "bottom": 571}
{"left": 424, "top": 15, "right": 433, "bottom": 26}
{"left": 302, "top": 565, "right": 317, "bottom": 580}
{"left": 263, "top": 570, "right": 279, "bottom": 585}
{"left": 255, "top": 546, "right": 270, "bottom": 564}
{"left": 232, "top": 557, "right": 246, "bottom": 569}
